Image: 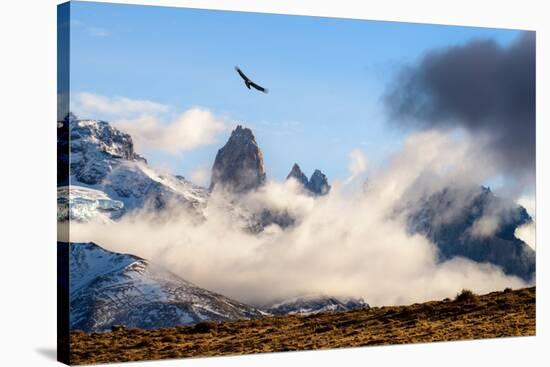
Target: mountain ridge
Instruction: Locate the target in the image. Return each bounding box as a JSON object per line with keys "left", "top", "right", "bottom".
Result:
{"left": 65, "top": 242, "right": 266, "bottom": 332}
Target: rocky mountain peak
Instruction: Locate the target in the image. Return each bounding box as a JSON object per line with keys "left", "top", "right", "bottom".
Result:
{"left": 67, "top": 115, "right": 146, "bottom": 185}
{"left": 307, "top": 169, "right": 331, "bottom": 195}
{"left": 406, "top": 185, "right": 534, "bottom": 281}
{"left": 210, "top": 125, "right": 266, "bottom": 193}
{"left": 286, "top": 163, "right": 308, "bottom": 186}
{"left": 70, "top": 117, "right": 142, "bottom": 161}
{"left": 286, "top": 164, "right": 331, "bottom": 196}
{"left": 231, "top": 125, "right": 255, "bottom": 141}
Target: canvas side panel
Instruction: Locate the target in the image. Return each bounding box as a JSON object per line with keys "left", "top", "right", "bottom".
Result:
{"left": 57, "top": 242, "right": 70, "bottom": 365}
{"left": 57, "top": 2, "right": 71, "bottom": 365}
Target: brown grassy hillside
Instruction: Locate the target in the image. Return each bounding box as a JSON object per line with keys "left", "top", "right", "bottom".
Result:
{"left": 70, "top": 287, "right": 535, "bottom": 365}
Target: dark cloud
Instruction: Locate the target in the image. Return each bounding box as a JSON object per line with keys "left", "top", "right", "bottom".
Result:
{"left": 385, "top": 32, "right": 535, "bottom": 183}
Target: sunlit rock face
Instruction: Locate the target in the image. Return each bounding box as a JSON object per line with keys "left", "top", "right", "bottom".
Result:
{"left": 210, "top": 125, "right": 266, "bottom": 193}
{"left": 68, "top": 113, "right": 146, "bottom": 186}
{"left": 57, "top": 114, "right": 208, "bottom": 219}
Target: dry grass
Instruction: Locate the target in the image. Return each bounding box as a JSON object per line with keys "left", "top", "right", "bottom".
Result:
{"left": 69, "top": 287, "right": 535, "bottom": 365}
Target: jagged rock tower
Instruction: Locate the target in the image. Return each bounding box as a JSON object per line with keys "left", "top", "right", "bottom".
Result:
{"left": 210, "top": 125, "right": 266, "bottom": 193}
{"left": 286, "top": 163, "right": 309, "bottom": 186}
{"left": 286, "top": 163, "right": 331, "bottom": 195}
{"left": 307, "top": 169, "right": 331, "bottom": 195}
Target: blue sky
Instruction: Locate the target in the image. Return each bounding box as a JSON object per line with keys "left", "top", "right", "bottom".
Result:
{"left": 68, "top": 1, "right": 523, "bottom": 183}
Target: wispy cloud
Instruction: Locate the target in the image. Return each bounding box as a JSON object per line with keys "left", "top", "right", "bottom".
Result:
{"left": 348, "top": 149, "right": 368, "bottom": 178}
{"left": 115, "top": 109, "right": 227, "bottom": 154}
{"left": 71, "top": 92, "right": 228, "bottom": 155}
{"left": 72, "top": 92, "right": 171, "bottom": 120}
{"left": 190, "top": 167, "right": 211, "bottom": 187}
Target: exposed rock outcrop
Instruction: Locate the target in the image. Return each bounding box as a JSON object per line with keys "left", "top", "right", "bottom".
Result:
{"left": 210, "top": 125, "right": 266, "bottom": 193}
{"left": 307, "top": 169, "right": 331, "bottom": 195}
{"left": 64, "top": 242, "right": 265, "bottom": 332}
{"left": 286, "top": 163, "right": 308, "bottom": 186}
{"left": 286, "top": 164, "right": 331, "bottom": 196}
{"left": 61, "top": 114, "right": 208, "bottom": 217}
{"left": 406, "top": 186, "right": 535, "bottom": 281}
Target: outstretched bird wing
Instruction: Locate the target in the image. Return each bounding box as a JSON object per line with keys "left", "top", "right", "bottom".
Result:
{"left": 235, "top": 66, "right": 250, "bottom": 83}
{"left": 249, "top": 81, "right": 268, "bottom": 93}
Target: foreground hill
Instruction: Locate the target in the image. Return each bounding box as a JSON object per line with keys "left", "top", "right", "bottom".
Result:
{"left": 70, "top": 287, "right": 535, "bottom": 364}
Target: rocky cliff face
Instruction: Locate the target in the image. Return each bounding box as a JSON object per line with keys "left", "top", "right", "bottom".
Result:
{"left": 210, "top": 125, "right": 266, "bottom": 193}
{"left": 68, "top": 113, "right": 146, "bottom": 186}
{"left": 406, "top": 186, "right": 535, "bottom": 281}
{"left": 286, "top": 164, "right": 331, "bottom": 196}
{"left": 58, "top": 114, "right": 208, "bottom": 220}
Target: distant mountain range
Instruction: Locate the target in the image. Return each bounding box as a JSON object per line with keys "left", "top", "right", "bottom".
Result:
{"left": 265, "top": 295, "right": 368, "bottom": 316}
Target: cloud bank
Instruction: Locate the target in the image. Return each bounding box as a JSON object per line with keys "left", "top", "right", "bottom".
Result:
{"left": 69, "top": 130, "right": 529, "bottom": 307}
{"left": 384, "top": 32, "right": 535, "bottom": 185}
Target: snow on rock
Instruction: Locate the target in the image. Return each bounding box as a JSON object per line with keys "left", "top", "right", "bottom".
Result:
{"left": 67, "top": 242, "right": 265, "bottom": 332}
{"left": 57, "top": 186, "right": 124, "bottom": 223}
{"left": 62, "top": 114, "right": 208, "bottom": 220}
{"left": 265, "top": 295, "right": 369, "bottom": 316}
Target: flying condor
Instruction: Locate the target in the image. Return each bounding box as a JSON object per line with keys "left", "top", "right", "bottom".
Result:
{"left": 235, "top": 66, "right": 268, "bottom": 93}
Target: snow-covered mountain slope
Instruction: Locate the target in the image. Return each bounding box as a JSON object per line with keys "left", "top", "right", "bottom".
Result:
{"left": 57, "top": 186, "right": 124, "bottom": 223}
{"left": 62, "top": 114, "right": 208, "bottom": 219}
{"left": 67, "top": 242, "right": 265, "bottom": 332}
{"left": 265, "top": 295, "right": 369, "bottom": 316}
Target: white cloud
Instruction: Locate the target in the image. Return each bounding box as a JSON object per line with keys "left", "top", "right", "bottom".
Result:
{"left": 517, "top": 195, "right": 536, "bottom": 220}
{"left": 190, "top": 167, "right": 211, "bottom": 187}
{"left": 68, "top": 130, "right": 529, "bottom": 307}
{"left": 114, "top": 108, "right": 227, "bottom": 154}
{"left": 348, "top": 149, "right": 368, "bottom": 177}
{"left": 515, "top": 195, "right": 536, "bottom": 250}
{"left": 515, "top": 222, "right": 536, "bottom": 250}
{"left": 71, "top": 92, "right": 227, "bottom": 155}
{"left": 470, "top": 215, "right": 500, "bottom": 238}
{"left": 72, "top": 92, "right": 170, "bottom": 120}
